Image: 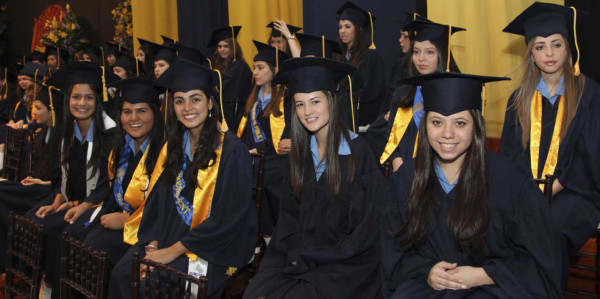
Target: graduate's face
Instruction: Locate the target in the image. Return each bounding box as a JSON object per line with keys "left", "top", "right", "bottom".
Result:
{"left": 426, "top": 110, "right": 473, "bottom": 166}
{"left": 253, "top": 61, "right": 273, "bottom": 87}
{"left": 412, "top": 40, "right": 439, "bottom": 75}
{"left": 217, "top": 40, "right": 230, "bottom": 59}
{"left": 32, "top": 100, "right": 52, "bottom": 126}
{"left": 338, "top": 20, "right": 356, "bottom": 46}
{"left": 17, "top": 75, "right": 33, "bottom": 90}
{"left": 294, "top": 91, "right": 330, "bottom": 138}
{"left": 154, "top": 60, "right": 170, "bottom": 79}
{"left": 113, "top": 66, "right": 128, "bottom": 79}
{"left": 136, "top": 49, "right": 145, "bottom": 63}
{"left": 69, "top": 84, "right": 96, "bottom": 122}
{"left": 82, "top": 54, "right": 92, "bottom": 63}
{"left": 106, "top": 54, "right": 117, "bottom": 66}
{"left": 399, "top": 30, "right": 411, "bottom": 53}
{"left": 173, "top": 90, "right": 213, "bottom": 133}
{"left": 47, "top": 55, "right": 58, "bottom": 68}
{"left": 121, "top": 102, "right": 154, "bottom": 145}
{"left": 269, "top": 36, "right": 288, "bottom": 52}
{"left": 531, "top": 34, "right": 568, "bottom": 76}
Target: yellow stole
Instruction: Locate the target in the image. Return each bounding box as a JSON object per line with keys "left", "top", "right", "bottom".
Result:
{"left": 107, "top": 148, "right": 151, "bottom": 245}
{"left": 529, "top": 90, "right": 564, "bottom": 191}
{"left": 236, "top": 97, "right": 286, "bottom": 153}
{"left": 379, "top": 107, "right": 417, "bottom": 164}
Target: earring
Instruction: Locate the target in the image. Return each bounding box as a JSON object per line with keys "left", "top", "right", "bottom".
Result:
{"left": 209, "top": 110, "right": 212, "bottom": 118}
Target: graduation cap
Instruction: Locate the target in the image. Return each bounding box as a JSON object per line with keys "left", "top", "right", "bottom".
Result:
{"left": 266, "top": 21, "right": 302, "bottom": 38}
{"left": 161, "top": 35, "right": 177, "bottom": 46}
{"left": 81, "top": 43, "right": 103, "bottom": 57}
{"left": 46, "top": 61, "right": 121, "bottom": 102}
{"left": 32, "top": 81, "right": 64, "bottom": 127}
{"left": 108, "top": 77, "right": 159, "bottom": 106}
{"left": 207, "top": 26, "right": 242, "bottom": 48}
{"left": 137, "top": 39, "right": 177, "bottom": 65}
{"left": 404, "top": 19, "right": 465, "bottom": 72}
{"left": 104, "top": 42, "right": 124, "bottom": 57}
{"left": 274, "top": 57, "right": 356, "bottom": 94}
{"left": 174, "top": 43, "right": 208, "bottom": 66}
{"left": 336, "top": 1, "right": 377, "bottom": 49}
{"left": 31, "top": 50, "right": 47, "bottom": 63}
{"left": 113, "top": 53, "right": 144, "bottom": 77}
{"left": 45, "top": 45, "right": 70, "bottom": 68}
{"left": 399, "top": 72, "right": 510, "bottom": 116}
{"left": 503, "top": 2, "right": 587, "bottom": 75}
{"left": 398, "top": 10, "right": 430, "bottom": 30}
{"left": 19, "top": 62, "right": 47, "bottom": 82}
{"left": 253, "top": 40, "right": 290, "bottom": 71}
{"left": 296, "top": 33, "right": 342, "bottom": 58}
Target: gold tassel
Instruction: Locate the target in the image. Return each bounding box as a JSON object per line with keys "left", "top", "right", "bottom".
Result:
{"left": 231, "top": 26, "right": 237, "bottom": 62}
{"left": 3, "top": 68, "right": 7, "bottom": 100}
{"left": 100, "top": 46, "right": 105, "bottom": 68}
{"left": 348, "top": 75, "right": 356, "bottom": 133}
{"left": 570, "top": 6, "right": 581, "bottom": 76}
{"left": 321, "top": 35, "right": 325, "bottom": 58}
{"left": 135, "top": 59, "right": 139, "bottom": 77}
{"left": 49, "top": 86, "right": 56, "bottom": 126}
{"left": 368, "top": 12, "right": 376, "bottom": 49}
{"left": 214, "top": 69, "right": 228, "bottom": 131}
{"left": 275, "top": 47, "right": 279, "bottom": 73}
{"left": 101, "top": 66, "right": 109, "bottom": 102}
{"left": 33, "top": 69, "right": 39, "bottom": 101}
{"left": 481, "top": 85, "right": 486, "bottom": 117}
{"left": 164, "top": 89, "right": 169, "bottom": 125}
{"left": 446, "top": 24, "right": 451, "bottom": 72}
{"left": 207, "top": 58, "right": 213, "bottom": 70}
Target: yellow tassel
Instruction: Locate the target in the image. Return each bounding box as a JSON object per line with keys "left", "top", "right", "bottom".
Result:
{"left": 164, "top": 89, "right": 169, "bottom": 125}
{"left": 207, "top": 58, "right": 213, "bottom": 70}
{"left": 368, "top": 12, "right": 376, "bottom": 49}
{"left": 49, "top": 86, "right": 56, "bottom": 127}
{"left": 321, "top": 35, "right": 326, "bottom": 58}
{"left": 226, "top": 267, "right": 237, "bottom": 276}
{"left": 446, "top": 24, "right": 451, "bottom": 72}
{"left": 481, "top": 85, "right": 486, "bottom": 117}
{"left": 101, "top": 66, "right": 109, "bottom": 102}
{"left": 135, "top": 58, "right": 139, "bottom": 77}
{"left": 100, "top": 46, "right": 105, "bottom": 68}
{"left": 570, "top": 6, "right": 581, "bottom": 76}
{"left": 33, "top": 69, "right": 39, "bottom": 101}
{"left": 348, "top": 75, "right": 356, "bottom": 133}
{"left": 275, "top": 47, "right": 279, "bottom": 73}
{"left": 3, "top": 68, "right": 7, "bottom": 100}
{"left": 214, "top": 69, "right": 228, "bottom": 131}
{"left": 231, "top": 26, "right": 237, "bottom": 62}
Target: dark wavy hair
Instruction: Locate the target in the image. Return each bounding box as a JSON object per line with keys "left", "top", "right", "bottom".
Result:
{"left": 395, "top": 110, "right": 490, "bottom": 258}
{"left": 161, "top": 92, "right": 222, "bottom": 187}
{"left": 110, "top": 99, "right": 165, "bottom": 180}
{"left": 289, "top": 91, "right": 355, "bottom": 198}
{"left": 212, "top": 38, "right": 244, "bottom": 73}
{"left": 338, "top": 20, "right": 367, "bottom": 67}
{"left": 61, "top": 83, "right": 108, "bottom": 178}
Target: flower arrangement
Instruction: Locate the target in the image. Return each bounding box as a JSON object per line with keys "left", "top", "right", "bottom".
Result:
{"left": 39, "top": 4, "right": 85, "bottom": 54}
{"left": 112, "top": 0, "right": 133, "bottom": 51}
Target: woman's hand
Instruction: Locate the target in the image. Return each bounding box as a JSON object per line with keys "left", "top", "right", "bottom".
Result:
{"left": 273, "top": 19, "right": 292, "bottom": 39}
{"left": 384, "top": 111, "right": 391, "bottom": 122}
{"left": 35, "top": 193, "right": 66, "bottom": 218}
{"left": 64, "top": 202, "right": 93, "bottom": 224}
{"left": 6, "top": 120, "right": 24, "bottom": 129}
{"left": 392, "top": 157, "right": 403, "bottom": 172}
{"left": 278, "top": 139, "right": 292, "bottom": 154}
{"left": 427, "top": 261, "right": 466, "bottom": 291}
{"left": 446, "top": 266, "right": 494, "bottom": 289}
{"left": 100, "top": 212, "right": 130, "bottom": 230}
{"left": 21, "top": 176, "right": 44, "bottom": 186}
{"left": 249, "top": 148, "right": 258, "bottom": 155}
{"left": 552, "top": 178, "right": 564, "bottom": 196}
{"left": 143, "top": 241, "right": 188, "bottom": 267}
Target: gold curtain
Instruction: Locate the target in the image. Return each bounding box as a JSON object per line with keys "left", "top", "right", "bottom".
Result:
{"left": 131, "top": 0, "right": 179, "bottom": 52}
{"left": 228, "top": 0, "right": 303, "bottom": 65}
{"left": 427, "top": 0, "right": 562, "bottom": 137}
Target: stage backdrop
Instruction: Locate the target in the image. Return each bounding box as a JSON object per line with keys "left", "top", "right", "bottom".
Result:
{"left": 131, "top": 0, "right": 178, "bottom": 53}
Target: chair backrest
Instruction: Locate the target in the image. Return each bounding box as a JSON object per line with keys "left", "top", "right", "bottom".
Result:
{"left": 131, "top": 252, "right": 208, "bottom": 299}
{"left": 5, "top": 212, "right": 45, "bottom": 299}
{"left": 533, "top": 174, "right": 554, "bottom": 206}
{"left": 59, "top": 232, "right": 109, "bottom": 299}
{"left": 382, "top": 161, "right": 392, "bottom": 181}
{"left": 2, "top": 127, "right": 27, "bottom": 181}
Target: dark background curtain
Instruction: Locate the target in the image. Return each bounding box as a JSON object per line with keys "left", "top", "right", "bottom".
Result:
{"left": 177, "top": 0, "right": 228, "bottom": 56}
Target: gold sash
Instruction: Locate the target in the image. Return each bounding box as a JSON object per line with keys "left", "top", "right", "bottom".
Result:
{"left": 379, "top": 107, "right": 413, "bottom": 164}
{"left": 529, "top": 90, "right": 564, "bottom": 191}
{"left": 237, "top": 116, "right": 247, "bottom": 138}
{"left": 270, "top": 98, "right": 286, "bottom": 153}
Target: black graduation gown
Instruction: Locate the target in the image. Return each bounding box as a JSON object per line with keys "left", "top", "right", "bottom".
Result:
{"left": 0, "top": 88, "right": 19, "bottom": 125}
{"left": 243, "top": 136, "right": 386, "bottom": 299}
{"left": 221, "top": 60, "right": 253, "bottom": 130}
{"left": 381, "top": 152, "right": 562, "bottom": 298}
{"left": 499, "top": 78, "right": 600, "bottom": 266}
{"left": 240, "top": 95, "right": 292, "bottom": 235}
{"left": 337, "top": 49, "right": 388, "bottom": 127}
{"left": 107, "top": 132, "right": 257, "bottom": 299}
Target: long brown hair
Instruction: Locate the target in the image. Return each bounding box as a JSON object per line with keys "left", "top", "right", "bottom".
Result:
{"left": 289, "top": 91, "right": 355, "bottom": 198}
{"left": 212, "top": 38, "right": 244, "bottom": 73}
{"left": 396, "top": 110, "right": 490, "bottom": 257}
{"left": 242, "top": 63, "right": 284, "bottom": 118}
{"left": 510, "top": 35, "right": 585, "bottom": 149}
{"left": 338, "top": 20, "right": 367, "bottom": 67}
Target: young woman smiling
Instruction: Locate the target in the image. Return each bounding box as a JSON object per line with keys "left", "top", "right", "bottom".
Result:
{"left": 500, "top": 3, "right": 600, "bottom": 284}
{"left": 243, "top": 57, "right": 386, "bottom": 299}
{"left": 108, "top": 60, "right": 257, "bottom": 299}
{"left": 381, "top": 72, "right": 561, "bottom": 298}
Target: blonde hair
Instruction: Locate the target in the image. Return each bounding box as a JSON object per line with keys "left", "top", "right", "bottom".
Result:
{"left": 509, "top": 35, "right": 585, "bottom": 148}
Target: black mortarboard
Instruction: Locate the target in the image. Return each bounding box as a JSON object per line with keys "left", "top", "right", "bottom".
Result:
{"left": 266, "top": 22, "right": 302, "bottom": 38}
{"left": 46, "top": 61, "right": 121, "bottom": 102}
{"left": 113, "top": 53, "right": 143, "bottom": 76}
{"left": 174, "top": 43, "right": 208, "bottom": 66}
{"left": 33, "top": 81, "right": 64, "bottom": 126}
{"left": 81, "top": 43, "right": 103, "bottom": 57}
{"left": 503, "top": 2, "right": 587, "bottom": 74}
{"left": 19, "top": 62, "right": 47, "bottom": 80}
{"left": 104, "top": 42, "right": 123, "bottom": 57}
{"left": 137, "top": 39, "right": 176, "bottom": 65}
{"left": 154, "top": 59, "right": 219, "bottom": 95}
{"left": 207, "top": 26, "right": 242, "bottom": 48}
{"left": 296, "top": 33, "right": 342, "bottom": 58}
{"left": 161, "top": 35, "right": 176, "bottom": 46}
{"left": 398, "top": 11, "right": 430, "bottom": 30}
{"left": 108, "top": 77, "right": 159, "bottom": 105}
{"left": 273, "top": 57, "right": 356, "bottom": 94}
{"left": 31, "top": 50, "right": 47, "bottom": 63}
{"left": 253, "top": 40, "right": 290, "bottom": 69}
{"left": 399, "top": 72, "right": 510, "bottom": 116}
{"left": 336, "top": 1, "right": 376, "bottom": 28}
{"left": 404, "top": 19, "right": 465, "bottom": 43}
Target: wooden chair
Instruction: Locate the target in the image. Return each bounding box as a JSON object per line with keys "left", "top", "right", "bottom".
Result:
{"left": 131, "top": 252, "right": 208, "bottom": 299}
{"left": 2, "top": 127, "right": 26, "bottom": 181}
{"left": 5, "top": 213, "right": 45, "bottom": 299}
{"left": 59, "top": 232, "right": 109, "bottom": 299}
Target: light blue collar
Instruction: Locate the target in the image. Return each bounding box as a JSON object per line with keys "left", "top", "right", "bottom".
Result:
{"left": 536, "top": 75, "right": 565, "bottom": 105}
{"left": 125, "top": 134, "right": 150, "bottom": 155}
{"left": 257, "top": 86, "right": 271, "bottom": 108}
{"left": 310, "top": 131, "right": 358, "bottom": 181}
{"left": 345, "top": 50, "right": 351, "bottom": 61}
{"left": 433, "top": 158, "right": 457, "bottom": 194}
{"left": 74, "top": 120, "right": 95, "bottom": 143}
{"left": 183, "top": 130, "right": 193, "bottom": 162}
